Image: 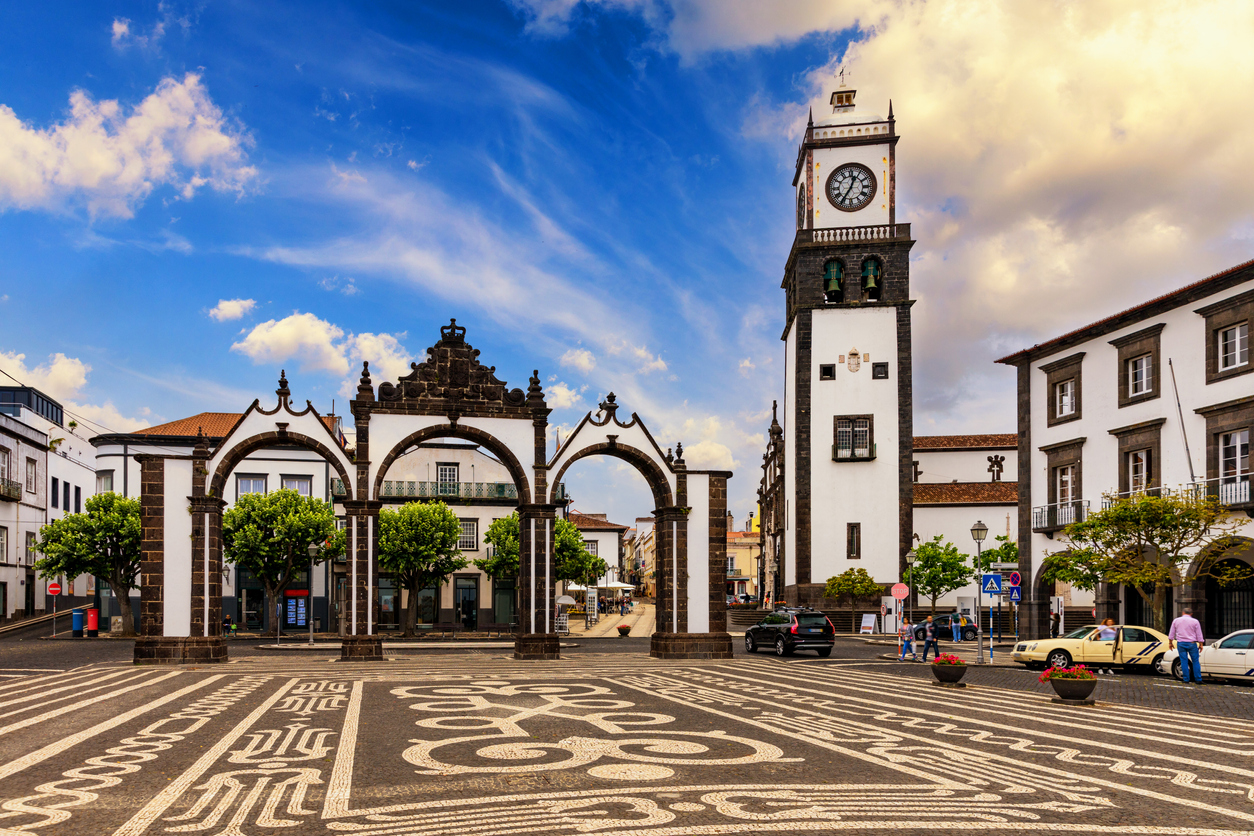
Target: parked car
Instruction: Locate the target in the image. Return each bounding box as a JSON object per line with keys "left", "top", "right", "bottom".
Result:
{"left": 1160, "top": 629, "right": 1254, "bottom": 682}
{"left": 1011, "top": 624, "right": 1169, "bottom": 671}
{"left": 913, "top": 613, "right": 978, "bottom": 642}
{"left": 744, "top": 608, "right": 835, "bottom": 657}
{"left": 739, "top": 594, "right": 758, "bottom": 604}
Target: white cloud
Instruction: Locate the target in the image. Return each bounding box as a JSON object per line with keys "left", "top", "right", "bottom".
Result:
{"left": 559, "top": 347, "right": 596, "bottom": 373}
{"left": 208, "top": 298, "right": 257, "bottom": 321}
{"left": 231, "top": 312, "right": 349, "bottom": 375}
{"left": 111, "top": 19, "right": 133, "bottom": 48}
{"left": 110, "top": 3, "right": 191, "bottom": 52}
{"left": 547, "top": 382, "right": 585, "bottom": 410}
{"left": 407, "top": 159, "right": 425, "bottom": 171}
{"left": 348, "top": 332, "right": 412, "bottom": 383}
{"left": 318, "top": 275, "right": 360, "bottom": 296}
{"left": 0, "top": 351, "right": 149, "bottom": 433}
{"left": 738, "top": 358, "right": 755, "bottom": 376}
{"left": 0, "top": 73, "right": 257, "bottom": 218}
{"left": 631, "top": 345, "right": 667, "bottom": 374}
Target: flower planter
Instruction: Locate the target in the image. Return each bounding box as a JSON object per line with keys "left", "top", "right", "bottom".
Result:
{"left": 617, "top": 626, "right": 631, "bottom": 637}
{"left": 1048, "top": 677, "right": 1097, "bottom": 702}
{"left": 931, "top": 664, "right": 968, "bottom": 684}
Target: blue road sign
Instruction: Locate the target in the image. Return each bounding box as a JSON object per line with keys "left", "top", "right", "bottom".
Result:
{"left": 1008, "top": 586, "right": 1022, "bottom": 603}
{"left": 981, "top": 573, "right": 1003, "bottom": 594}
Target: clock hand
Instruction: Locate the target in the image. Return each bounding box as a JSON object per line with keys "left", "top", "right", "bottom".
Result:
{"left": 840, "top": 178, "right": 854, "bottom": 203}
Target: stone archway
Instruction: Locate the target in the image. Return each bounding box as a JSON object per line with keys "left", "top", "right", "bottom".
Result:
{"left": 1184, "top": 537, "right": 1254, "bottom": 637}
{"left": 372, "top": 424, "right": 531, "bottom": 505}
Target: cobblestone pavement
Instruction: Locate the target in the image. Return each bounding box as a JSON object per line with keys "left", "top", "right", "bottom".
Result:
{"left": 3, "top": 651, "right": 1254, "bottom": 835}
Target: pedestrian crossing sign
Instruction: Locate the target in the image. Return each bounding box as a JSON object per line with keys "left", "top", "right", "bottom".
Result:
{"left": 1008, "top": 586, "right": 1022, "bottom": 602}
{"left": 981, "top": 573, "right": 1003, "bottom": 594}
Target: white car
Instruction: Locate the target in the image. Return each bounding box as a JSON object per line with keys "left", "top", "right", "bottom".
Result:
{"left": 1159, "top": 629, "right": 1254, "bottom": 682}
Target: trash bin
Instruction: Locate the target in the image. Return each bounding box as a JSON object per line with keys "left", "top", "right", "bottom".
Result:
{"left": 72, "top": 608, "right": 84, "bottom": 638}
{"left": 86, "top": 608, "right": 99, "bottom": 638}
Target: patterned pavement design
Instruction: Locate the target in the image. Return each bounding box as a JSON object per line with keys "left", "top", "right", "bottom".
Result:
{"left": 0, "top": 653, "right": 1253, "bottom": 835}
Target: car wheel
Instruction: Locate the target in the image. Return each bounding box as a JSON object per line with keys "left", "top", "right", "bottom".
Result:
{"left": 1046, "top": 649, "right": 1072, "bottom": 669}
{"left": 963, "top": 628, "right": 977, "bottom": 642}
{"left": 1171, "top": 659, "right": 1183, "bottom": 681}
{"left": 745, "top": 634, "right": 756, "bottom": 653}
{"left": 914, "top": 629, "right": 926, "bottom": 641}
{"left": 1150, "top": 653, "right": 1165, "bottom": 674}
{"left": 816, "top": 648, "right": 832, "bottom": 658}
{"left": 775, "top": 637, "right": 790, "bottom": 657}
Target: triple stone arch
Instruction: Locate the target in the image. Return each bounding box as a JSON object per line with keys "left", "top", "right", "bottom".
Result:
{"left": 137, "top": 320, "right": 732, "bottom": 664}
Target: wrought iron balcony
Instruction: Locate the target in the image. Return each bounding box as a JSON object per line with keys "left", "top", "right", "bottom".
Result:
{"left": 1182, "top": 476, "right": 1253, "bottom": 507}
{"left": 381, "top": 480, "right": 519, "bottom": 500}
{"left": 798, "top": 223, "right": 911, "bottom": 246}
{"left": 1100, "top": 486, "right": 1169, "bottom": 510}
{"left": 0, "top": 477, "right": 21, "bottom": 501}
{"left": 1031, "top": 500, "right": 1089, "bottom": 533}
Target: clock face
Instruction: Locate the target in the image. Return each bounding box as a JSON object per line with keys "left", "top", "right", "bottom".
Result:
{"left": 826, "top": 164, "right": 877, "bottom": 212}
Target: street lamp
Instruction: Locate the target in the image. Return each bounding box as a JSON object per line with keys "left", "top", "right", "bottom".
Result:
{"left": 904, "top": 549, "right": 916, "bottom": 626}
{"left": 971, "top": 520, "right": 988, "bottom": 663}
{"left": 307, "top": 541, "right": 319, "bottom": 645}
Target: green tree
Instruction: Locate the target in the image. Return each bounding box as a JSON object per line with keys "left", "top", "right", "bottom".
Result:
{"left": 34, "top": 492, "right": 141, "bottom": 636}
{"left": 475, "top": 513, "right": 520, "bottom": 579}
{"left": 378, "top": 501, "right": 468, "bottom": 637}
{"left": 555, "top": 518, "right": 608, "bottom": 612}
{"left": 911, "top": 535, "right": 970, "bottom": 616}
{"left": 824, "top": 567, "right": 883, "bottom": 626}
{"left": 222, "top": 489, "right": 345, "bottom": 638}
{"left": 1045, "top": 491, "right": 1249, "bottom": 632}
{"left": 974, "top": 534, "right": 1017, "bottom": 574}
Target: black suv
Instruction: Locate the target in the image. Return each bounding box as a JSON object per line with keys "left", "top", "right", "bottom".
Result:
{"left": 745, "top": 608, "right": 835, "bottom": 657}
{"left": 913, "top": 614, "right": 977, "bottom": 642}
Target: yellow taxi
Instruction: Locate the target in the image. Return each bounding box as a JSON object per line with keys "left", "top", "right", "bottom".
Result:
{"left": 1012, "top": 624, "right": 1170, "bottom": 671}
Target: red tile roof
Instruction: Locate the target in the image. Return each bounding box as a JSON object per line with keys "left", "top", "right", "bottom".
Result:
{"left": 727, "top": 531, "right": 759, "bottom": 540}
{"left": 913, "top": 434, "right": 1017, "bottom": 450}
{"left": 997, "top": 256, "right": 1254, "bottom": 365}
{"left": 568, "top": 511, "right": 629, "bottom": 531}
{"left": 131, "top": 412, "right": 338, "bottom": 439}
{"left": 914, "top": 482, "right": 1018, "bottom": 505}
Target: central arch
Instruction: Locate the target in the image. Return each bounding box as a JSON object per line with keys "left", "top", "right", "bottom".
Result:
{"left": 547, "top": 442, "right": 673, "bottom": 509}
{"left": 372, "top": 423, "right": 532, "bottom": 505}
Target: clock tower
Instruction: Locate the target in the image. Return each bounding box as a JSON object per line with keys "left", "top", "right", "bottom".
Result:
{"left": 781, "top": 77, "right": 914, "bottom": 606}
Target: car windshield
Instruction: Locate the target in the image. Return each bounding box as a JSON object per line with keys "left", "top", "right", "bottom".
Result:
{"left": 1062, "top": 626, "right": 1096, "bottom": 639}
{"left": 796, "top": 614, "right": 828, "bottom": 627}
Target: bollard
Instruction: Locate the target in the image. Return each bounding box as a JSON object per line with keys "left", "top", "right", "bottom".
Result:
{"left": 86, "top": 607, "right": 99, "bottom": 638}
{"left": 71, "top": 608, "right": 84, "bottom": 639}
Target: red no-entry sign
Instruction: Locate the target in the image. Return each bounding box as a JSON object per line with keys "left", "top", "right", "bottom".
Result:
{"left": 47, "top": 582, "right": 61, "bottom": 596}
{"left": 890, "top": 583, "right": 909, "bottom": 600}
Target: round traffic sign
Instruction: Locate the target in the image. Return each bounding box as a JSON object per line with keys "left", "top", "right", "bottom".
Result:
{"left": 890, "top": 583, "right": 909, "bottom": 600}
{"left": 1009, "top": 571, "right": 1022, "bottom": 587}
{"left": 47, "top": 582, "right": 61, "bottom": 596}
{"left": 880, "top": 604, "right": 887, "bottom": 616}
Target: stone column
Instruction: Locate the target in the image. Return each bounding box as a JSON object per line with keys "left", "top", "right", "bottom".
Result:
{"left": 340, "top": 500, "right": 384, "bottom": 661}
{"left": 515, "top": 503, "right": 559, "bottom": 659}
{"left": 134, "top": 455, "right": 165, "bottom": 660}
{"left": 1095, "top": 581, "right": 1120, "bottom": 624}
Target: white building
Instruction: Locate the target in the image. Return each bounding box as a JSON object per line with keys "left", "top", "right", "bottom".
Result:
{"left": 781, "top": 78, "right": 914, "bottom": 604}
{"left": 998, "top": 257, "right": 1254, "bottom": 638}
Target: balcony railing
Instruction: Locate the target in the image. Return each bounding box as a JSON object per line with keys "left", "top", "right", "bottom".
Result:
{"left": 331, "top": 477, "right": 567, "bottom": 502}
{"left": 1100, "top": 486, "right": 1169, "bottom": 510}
{"left": 798, "top": 223, "right": 911, "bottom": 245}
{"left": 1183, "top": 476, "right": 1252, "bottom": 507}
{"left": 0, "top": 477, "right": 20, "bottom": 501}
{"left": 1031, "top": 500, "right": 1089, "bottom": 532}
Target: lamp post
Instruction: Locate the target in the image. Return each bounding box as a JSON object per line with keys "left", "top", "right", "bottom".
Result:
{"left": 904, "top": 549, "right": 916, "bottom": 627}
{"left": 971, "top": 519, "right": 988, "bottom": 664}
{"left": 307, "top": 542, "right": 319, "bottom": 645}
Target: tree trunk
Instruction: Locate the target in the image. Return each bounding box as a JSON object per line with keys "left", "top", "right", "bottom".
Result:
{"left": 930, "top": 594, "right": 938, "bottom": 616}
{"left": 1150, "top": 583, "right": 1169, "bottom": 632}
{"left": 111, "top": 577, "right": 137, "bottom": 637}
{"left": 266, "top": 583, "right": 282, "bottom": 639}
{"left": 403, "top": 580, "right": 418, "bottom": 638}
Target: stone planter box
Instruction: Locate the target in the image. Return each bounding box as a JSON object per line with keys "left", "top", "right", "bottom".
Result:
{"left": 1048, "top": 677, "right": 1097, "bottom": 703}
{"left": 931, "top": 663, "right": 968, "bottom": 685}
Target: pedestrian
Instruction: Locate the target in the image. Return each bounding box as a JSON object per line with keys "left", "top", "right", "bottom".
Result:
{"left": 1168, "top": 607, "right": 1206, "bottom": 685}
{"left": 898, "top": 617, "right": 917, "bottom": 661}
{"left": 1050, "top": 610, "right": 1061, "bottom": 638}
{"left": 951, "top": 610, "right": 963, "bottom": 642}
{"left": 921, "top": 615, "right": 940, "bottom": 662}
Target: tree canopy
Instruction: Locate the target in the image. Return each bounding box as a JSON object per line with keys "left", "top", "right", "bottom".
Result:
{"left": 34, "top": 492, "right": 141, "bottom": 635}
{"left": 222, "top": 489, "right": 344, "bottom": 635}
{"left": 910, "top": 535, "right": 970, "bottom": 615}
{"left": 554, "top": 517, "right": 608, "bottom": 585}
{"left": 378, "top": 501, "right": 467, "bottom": 636}
{"left": 823, "top": 567, "right": 882, "bottom": 617}
{"left": 475, "top": 513, "right": 520, "bottom": 579}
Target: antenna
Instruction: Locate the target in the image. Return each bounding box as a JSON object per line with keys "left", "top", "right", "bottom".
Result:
{"left": 837, "top": 65, "right": 846, "bottom": 87}
{"left": 1168, "top": 358, "right": 1197, "bottom": 482}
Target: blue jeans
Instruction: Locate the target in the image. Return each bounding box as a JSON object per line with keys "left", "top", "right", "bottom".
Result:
{"left": 951, "top": 623, "right": 961, "bottom": 641}
{"left": 1178, "top": 641, "right": 1202, "bottom": 683}
{"left": 899, "top": 639, "right": 915, "bottom": 660}
{"left": 922, "top": 638, "right": 940, "bottom": 662}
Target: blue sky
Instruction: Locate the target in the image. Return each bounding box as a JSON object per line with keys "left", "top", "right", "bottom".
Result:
{"left": 3, "top": 1, "right": 1253, "bottom": 527}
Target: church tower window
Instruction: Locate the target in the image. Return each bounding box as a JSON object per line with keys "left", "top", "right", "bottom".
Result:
{"left": 861, "top": 258, "right": 882, "bottom": 301}
{"left": 824, "top": 260, "right": 844, "bottom": 302}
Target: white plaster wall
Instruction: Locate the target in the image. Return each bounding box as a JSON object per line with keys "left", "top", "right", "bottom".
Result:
{"left": 206, "top": 408, "right": 353, "bottom": 498}
{"left": 915, "top": 449, "right": 1018, "bottom": 483}
{"left": 809, "top": 136, "right": 893, "bottom": 229}
{"left": 687, "top": 472, "right": 710, "bottom": 633}
{"left": 809, "top": 305, "right": 901, "bottom": 585}
{"left": 784, "top": 326, "right": 797, "bottom": 587}
{"left": 386, "top": 444, "right": 512, "bottom": 485}
{"left": 163, "top": 458, "right": 193, "bottom": 638}
{"left": 913, "top": 504, "right": 1018, "bottom": 607}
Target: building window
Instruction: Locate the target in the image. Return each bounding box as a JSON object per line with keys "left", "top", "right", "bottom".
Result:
{"left": 1220, "top": 323, "right": 1249, "bottom": 371}
{"left": 25, "top": 531, "right": 35, "bottom": 565}
{"left": 1128, "top": 449, "right": 1152, "bottom": 494}
{"left": 51, "top": 476, "right": 59, "bottom": 509}
{"left": 1128, "top": 354, "right": 1153, "bottom": 397}
{"left": 63, "top": 482, "right": 70, "bottom": 512}
{"left": 96, "top": 471, "right": 114, "bottom": 493}
{"left": 833, "top": 416, "right": 874, "bottom": 460}
{"left": 861, "top": 258, "right": 882, "bottom": 301}
{"left": 0, "top": 526, "right": 6, "bottom": 563}
{"left": 820, "top": 364, "right": 836, "bottom": 380}
{"left": 437, "top": 463, "right": 459, "bottom": 496}
{"left": 25, "top": 458, "right": 36, "bottom": 493}
{"left": 459, "top": 519, "right": 478, "bottom": 551}
{"left": 823, "top": 260, "right": 843, "bottom": 301}
{"left": 872, "top": 362, "right": 889, "bottom": 379}
{"left": 74, "top": 485, "right": 81, "bottom": 514}
{"left": 1221, "top": 430, "right": 1249, "bottom": 486}
{"left": 583, "top": 540, "right": 598, "bottom": 556}
{"left": 0, "top": 447, "right": 8, "bottom": 480}
{"left": 1055, "top": 379, "right": 1076, "bottom": 417}
{"left": 847, "top": 523, "right": 861, "bottom": 559}
{"left": 1056, "top": 464, "right": 1076, "bottom": 505}
{"left": 282, "top": 476, "right": 312, "bottom": 496}
{"left": 237, "top": 475, "right": 266, "bottom": 496}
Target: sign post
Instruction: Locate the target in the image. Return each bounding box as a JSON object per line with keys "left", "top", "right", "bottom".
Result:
{"left": 980, "top": 574, "right": 1002, "bottom": 663}
{"left": 48, "top": 582, "right": 61, "bottom": 638}
{"left": 1007, "top": 572, "right": 1022, "bottom": 642}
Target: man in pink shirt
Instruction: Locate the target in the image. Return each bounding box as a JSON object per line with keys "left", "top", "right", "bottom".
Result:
{"left": 1168, "top": 607, "right": 1205, "bottom": 684}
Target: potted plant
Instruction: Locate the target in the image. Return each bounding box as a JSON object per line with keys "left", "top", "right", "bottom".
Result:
{"left": 931, "top": 652, "right": 968, "bottom": 684}
{"left": 617, "top": 624, "right": 631, "bottom": 637}
{"left": 1039, "top": 664, "right": 1097, "bottom": 702}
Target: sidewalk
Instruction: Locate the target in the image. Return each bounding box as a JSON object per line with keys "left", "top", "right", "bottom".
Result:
{"left": 568, "top": 603, "right": 654, "bottom": 638}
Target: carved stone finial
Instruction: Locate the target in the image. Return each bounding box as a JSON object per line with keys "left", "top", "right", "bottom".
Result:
{"left": 526, "top": 369, "right": 545, "bottom": 407}
{"left": 440, "top": 318, "right": 467, "bottom": 344}
{"left": 357, "top": 361, "right": 374, "bottom": 401}
{"left": 665, "top": 447, "right": 674, "bottom": 465}
{"left": 193, "top": 426, "right": 209, "bottom": 459}
{"left": 596, "top": 392, "right": 620, "bottom": 423}
{"left": 674, "top": 441, "right": 685, "bottom": 465}
{"left": 276, "top": 369, "right": 290, "bottom": 400}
